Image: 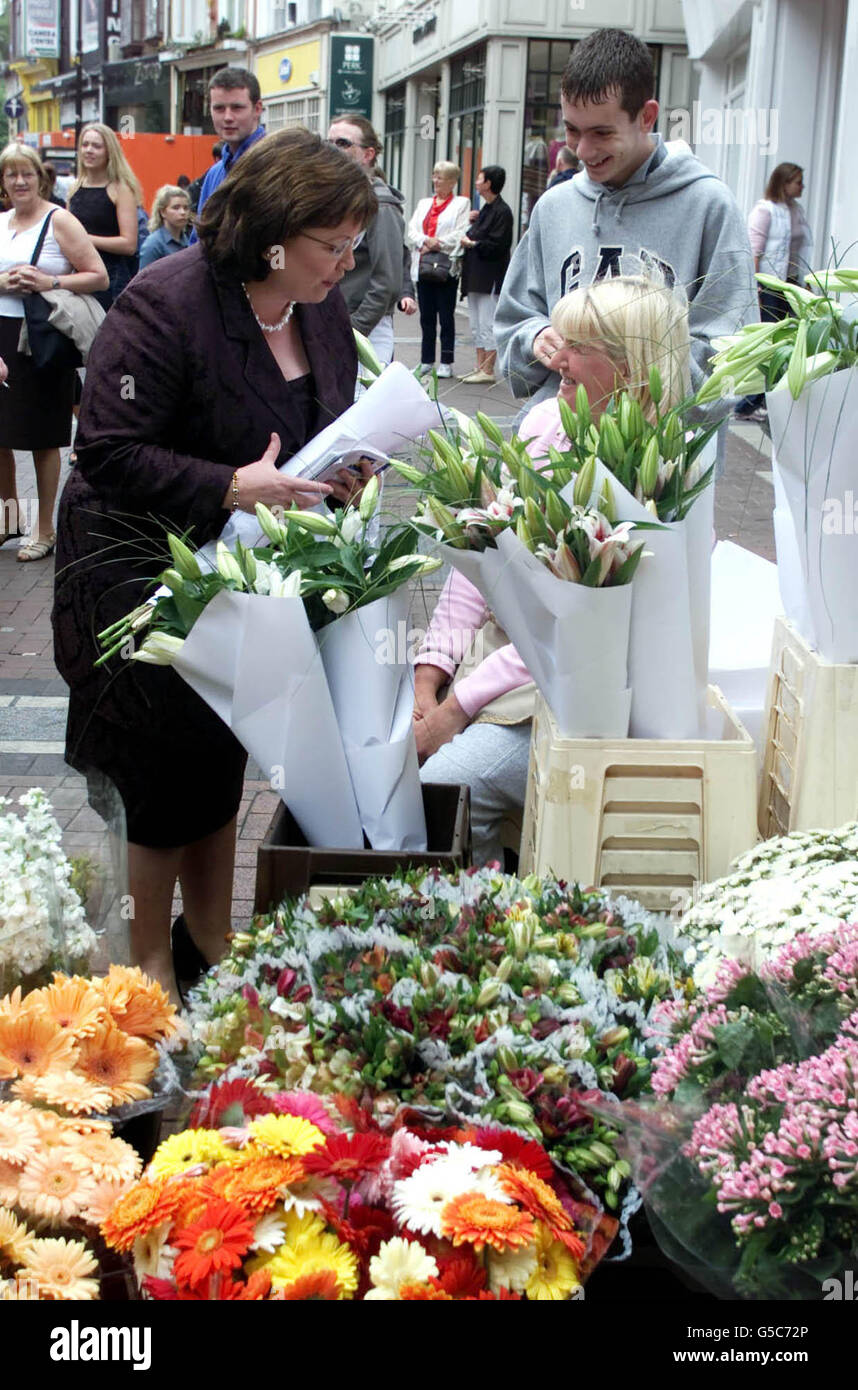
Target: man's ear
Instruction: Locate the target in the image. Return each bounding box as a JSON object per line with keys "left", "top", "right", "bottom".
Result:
{"left": 640, "top": 99, "right": 659, "bottom": 135}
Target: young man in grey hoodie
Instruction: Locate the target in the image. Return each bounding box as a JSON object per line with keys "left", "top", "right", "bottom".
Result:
{"left": 495, "top": 29, "right": 758, "bottom": 406}
{"left": 328, "top": 115, "right": 413, "bottom": 365}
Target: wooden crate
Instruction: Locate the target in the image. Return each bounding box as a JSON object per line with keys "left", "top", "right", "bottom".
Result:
{"left": 254, "top": 783, "right": 470, "bottom": 913}
{"left": 759, "top": 617, "right": 858, "bottom": 838}
{"left": 519, "top": 687, "right": 758, "bottom": 911}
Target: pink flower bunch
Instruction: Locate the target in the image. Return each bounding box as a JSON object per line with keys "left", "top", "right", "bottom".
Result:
{"left": 650, "top": 1003, "right": 731, "bottom": 1096}
{"left": 684, "top": 1022, "right": 858, "bottom": 1240}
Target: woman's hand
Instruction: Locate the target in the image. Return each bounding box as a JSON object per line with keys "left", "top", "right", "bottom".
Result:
{"left": 533, "top": 325, "right": 565, "bottom": 369}
{"left": 326, "top": 457, "right": 376, "bottom": 507}
{"left": 398, "top": 296, "right": 417, "bottom": 315}
{"left": 461, "top": 236, "right": 476, "bottom": 249}
{"left": 6, "top": 263, "right": 50, "bottom": 295}
{"left": 414, "top": 692, "right": 469, "bottom": 764}
{"left": 423, "top": 236, "right": 441, "bottom": 251}
{"left": 227, "top": 433, "right": 333, "bottom": 512}
{"left": 0, "top": 357, "right": 8, "bottom": 385}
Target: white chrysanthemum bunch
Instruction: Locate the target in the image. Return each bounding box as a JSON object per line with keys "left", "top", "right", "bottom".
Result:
{"left": 0, "top": 789, "right": 96, "bottom": 984}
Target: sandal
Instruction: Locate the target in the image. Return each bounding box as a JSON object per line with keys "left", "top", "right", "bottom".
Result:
{"left": 17, "top": 531, "right": 56, "bottom": 562}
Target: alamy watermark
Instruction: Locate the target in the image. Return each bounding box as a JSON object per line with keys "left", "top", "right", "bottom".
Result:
{"left": 667, "top": 102, "right": 779, "bottom": 155}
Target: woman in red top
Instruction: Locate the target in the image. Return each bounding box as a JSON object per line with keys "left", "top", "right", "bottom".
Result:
{"left": 406, "top": 161, "right": 470, "bottom": 377}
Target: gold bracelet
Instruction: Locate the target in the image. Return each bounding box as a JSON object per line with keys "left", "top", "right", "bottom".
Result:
{"left": 231, "top": 471, "right": 240, "bottom": 511}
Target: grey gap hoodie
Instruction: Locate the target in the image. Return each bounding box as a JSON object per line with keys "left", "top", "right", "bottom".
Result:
{"left": 495, "top": 135, "right": 758, "bottom": 404}
{"left": 340, "top": 173, "right": 406, "bottom": 335}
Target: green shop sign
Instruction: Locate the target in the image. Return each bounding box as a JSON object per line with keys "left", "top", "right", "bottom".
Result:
{"left": 329, "top": 36, "right": 374, "bottom": 121}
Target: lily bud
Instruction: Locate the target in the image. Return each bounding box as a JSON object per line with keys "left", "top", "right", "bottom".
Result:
{"left": 255, "top": 502, "right": 287, "bottom": 546}
{"left": 428, "top": 496, "right": 467, "bottom": 548}
{"left": 524, "top": 496, "right": 549, "bottom": 543}
{"left": 387, "top": 553, "right": 443, "bottom": 576}
{"left": 600, "top": 1026, "right": 630, "bottom": 1048}
{"left": 501, "top": 1099, "right": 535, "bottom": 1126}
{"left": 476, "top": 979, "right": 502, "bottom": 1008}
{"left": 476, "top": 410, "right": 505, "bottom": 447}
{"left": 787, "top": 318, "right": 808, "bottom": 400}
{"left": 599, "top": 477, "right": 616, "bottom": 524}
{"left": 495, "top": 956, "right": 514, "bottom": 984}
{"left": 544, "top": 486, "right": 568, "bottom": 534}
{"left": 428, "top": 428, "right": 459, "bottom": 469}
{"left": 648, "top": 364, "right": 663, "bottom": 408}
{"left": 638, "top": 436, "right": 660, "bottom": 498}
{"left": 572, "top": 454, "right": 596, "bottom": 507}
{"left": 216, "top": 542, "right": 246, "bottom": 586}
{"left": 131, "top": 631, "right": 186, "bottom": 665}
{"left": 353, "top": 327, "right": 384, "bottom": 378}
{"left": 499, "top": 441, "right": 522, "bottom": 478}
{"left": 160, "top": 568, "right": 186, "bottom": 596}
{"left": 598, "top": 414, "right": 625, "bottom": 470}
{"left": 575, "top": 384, "right": 592, "bottom": 433}
{"left": 515, "top": 512, "right": 534, "bottom": 551}
{"left": 167, "top": 533, "right": 202, "bottom": 580}
{"left": 359, "top": 473, "right": 380, "bottom": 520}
{"left": 558, "top": 396, "right": 578, "bottom": 443}
{"left": 322, "top": 588, "right": 350, "bottom": 614}
{"left": 283, "top": 508, "right": 338, "bottom": 536}
{"left": 388, "top": 459, "right": 425, "bottom": 485}
{"left": 497, "top": 1046, "right": 518, "bottom": 1073}
{"left": 467, "top": 419, "right": 487, "bottom": 456}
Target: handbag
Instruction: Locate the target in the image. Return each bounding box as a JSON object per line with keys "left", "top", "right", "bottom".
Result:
{"left": 22, "top": 211, "right": 83, "bottom": 371}
{"left": 418, "top": 250, "right": 452, "bottom": 285}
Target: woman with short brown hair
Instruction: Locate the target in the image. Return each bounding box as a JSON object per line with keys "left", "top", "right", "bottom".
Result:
{"left": 53, "top": 128, "right": 377, "bottom": 1000}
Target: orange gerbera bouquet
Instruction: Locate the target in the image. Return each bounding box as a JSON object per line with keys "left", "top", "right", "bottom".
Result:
{"left": 0, "top": 1096, "right": 143, "bottom": 1300}
{"left": 0, "top": 966, "right": 183, "bottom": 1117}
{"left": 102, "top": 1081, "right": 613, "bottom": 1301}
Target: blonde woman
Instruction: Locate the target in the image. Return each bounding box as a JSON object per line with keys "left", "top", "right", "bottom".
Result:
{"left": 68, "top": 122, "right": 142, "bottom": 306}
{"left": 139, "top": 185, "right": 191, "bottom": 269}
{"left": 0, "top": 144, "right": 107, "bottom": 559}
{"left": 406, "top": 161, "right": 471, "bottom": 377}
{"left": 414, "top": 275, "right": 690, "bottom": 864}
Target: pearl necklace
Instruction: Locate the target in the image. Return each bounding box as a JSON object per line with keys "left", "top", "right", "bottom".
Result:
{"left": 242, "top": 283, "right": 295, "bottom": 334}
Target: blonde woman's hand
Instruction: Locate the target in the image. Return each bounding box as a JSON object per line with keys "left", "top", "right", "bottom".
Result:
{"left": 533, "top": 325, "right": 565, "bottom": 369}
{"left": 226, "top": 433, "right": 333, "bottom": 512}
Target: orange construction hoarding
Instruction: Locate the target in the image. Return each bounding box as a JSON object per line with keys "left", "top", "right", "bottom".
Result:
{"left": 37, "top": 131, "right": 221, "bottom": 211}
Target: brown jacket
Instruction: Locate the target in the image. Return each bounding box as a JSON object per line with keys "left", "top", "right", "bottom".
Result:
{"left": 53, "top": 243, "right": 356, "bottom": 732}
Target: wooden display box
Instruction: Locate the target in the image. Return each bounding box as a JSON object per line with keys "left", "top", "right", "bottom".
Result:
{"left": 254, "top": 783, "right": 471, "bottom": 912}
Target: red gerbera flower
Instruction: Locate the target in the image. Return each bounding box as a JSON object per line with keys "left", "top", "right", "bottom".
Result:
{"left": 172, "top": 1199, "right": 256, "bottom": 1291}
{"left": 322, "top": 1200, "right": 396, "bottom": 1259}
{"left": 189, "top": 1079, "right": 275, "bottom": 1129}
{"left": 331, "top": 1094, "right": 376, "bottom": 1132}
{"left": 142, "top": 1275, "right": 178, "bottom": 1300}
{"left": 471, "top": 1287, "right": 521, "bottom": 1300}
{"left": 474, "top": 1127, "right": 554, "bottom": 1181}
{"left": 276, "top": 1271, "right": 341, "bottom": 1301}
{"left": 302, "top": 1132, "right": 390, "bottom": 1183}
{"left": 432, "top": 1255, "right": 486, "bottom": 1298}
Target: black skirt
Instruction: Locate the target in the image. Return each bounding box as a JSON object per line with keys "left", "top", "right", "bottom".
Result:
{"left": 0, "top": 313, "right": 75, "bottom": 449}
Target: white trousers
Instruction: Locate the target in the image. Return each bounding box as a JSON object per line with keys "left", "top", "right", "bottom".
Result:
{"left": 467, "top": 291, "right": 499, "bottom": 351}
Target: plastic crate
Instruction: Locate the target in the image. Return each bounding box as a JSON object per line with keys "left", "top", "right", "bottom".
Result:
{"left": 759, "top": 617, "right": 858, "bottom": 838}
{"left": 254, "top": 783, "right": 470, "bottom": 912}
{"left": 519, "top": 686, "right": 757, "bottom": 911}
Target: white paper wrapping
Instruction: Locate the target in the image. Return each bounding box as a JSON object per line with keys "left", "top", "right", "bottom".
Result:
{"left": 317, "top": 590, "right": 427, "bottom": 851}
{"left": 437, "top": 529, "right": 632, "bottom": 738}
{"left": 172, "top": 590, "right": 365, "bottom": 849}
{"left": 562, "top": 443, "right": 716, "bottom": 739}
{"left": 708, "top": 541, "right": 782, "bottom": 756}
{"left": 206, "top": 362, "right": 442, "bottom": 556}
{"left": 768, "top": 367, "right": 858, "bottom": 662}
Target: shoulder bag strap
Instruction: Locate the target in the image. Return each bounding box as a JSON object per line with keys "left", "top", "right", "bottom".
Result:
{"left": 28, "top": 209, "right": 57, "bottom": 268}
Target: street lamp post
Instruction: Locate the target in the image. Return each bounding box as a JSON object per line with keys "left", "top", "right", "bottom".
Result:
{"left": 74, "top": 0, "right": 83, "bottom": 148}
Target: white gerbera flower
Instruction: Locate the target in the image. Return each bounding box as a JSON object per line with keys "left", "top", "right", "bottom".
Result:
{"left": 364, "top": 1238, "right": 438, "bottom": 1299}
{"left": 487, "top": 1241, "right": 539, "bottom": 1294}
{"left": 132, "top": 1221, "right": 174, "bottom": 1282}
{"left": 251, "top": 1209, "right": 287, "bottom": 1253}
{"left": 391, "top": 1155, "right": 509, "bottom": 1238}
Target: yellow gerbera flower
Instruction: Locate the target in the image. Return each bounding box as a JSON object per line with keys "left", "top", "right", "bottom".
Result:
{"left": 20, "top": 1236, "right": 99, "bottom": 1301}
{"left": 147, "top": 1129, "right": 235, "bottom": 1180}
{"left": 524, "top": 1223, "right": 581, "bottom": 1301}
{"left": 246, "top": 1113, "right": 325, "bottom": 1159}
{"left": 248, "top": 1209, "right": 358, "bottom": 1299}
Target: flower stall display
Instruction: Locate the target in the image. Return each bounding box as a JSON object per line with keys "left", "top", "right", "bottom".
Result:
{"left": 101, "top": 1084, "right": 612, "bottom": 1300}
{"left": 0, "top": 1097, "right": 143, "bottom": 1300}
{"left": 0, "top": 966, "right": 183, "bottom": 1118}
{"left": 702, "top": 265, "right": 858, "bottom": 661}
{"left": 396, "top": 382, "right": 718, "bottom": 739}
{"left": 0, "top": 789, "right": 98, "bottom": 996}
{"left": 678, "top": 822, "right": 858, "bottom": 987}
{"left": 96, "top": 488, "right": 441, "bottom": 853}
{"left": 185, "top": 867, "right": 691, "bottom": 1251}
{"left": 616, "top": 923, "right": 858, "bottom": 1299}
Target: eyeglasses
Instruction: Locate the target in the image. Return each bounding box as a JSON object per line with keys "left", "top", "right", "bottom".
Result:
{"left": 300, "top": 229, "right": 366, "bottom": 258}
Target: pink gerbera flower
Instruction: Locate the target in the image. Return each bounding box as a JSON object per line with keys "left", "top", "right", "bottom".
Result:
{"left": 272, "top": 1092, "right": 338, "bottom": 1135}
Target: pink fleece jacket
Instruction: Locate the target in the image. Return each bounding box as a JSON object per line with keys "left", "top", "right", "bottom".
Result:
{"left": 416, "top": 398, "right": 568, "bottom": 718}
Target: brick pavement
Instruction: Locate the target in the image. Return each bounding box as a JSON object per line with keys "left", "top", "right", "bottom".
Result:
{"left": 0, "top": 312, "right": 775, "bottom": 927}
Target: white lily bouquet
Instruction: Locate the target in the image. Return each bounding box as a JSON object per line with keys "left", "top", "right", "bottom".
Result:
{"left": 97, "top": 482, "right": 441, "bottom": 852}
{"left": 400, "top": 372, "right": 718, "bottom": 738}
{"left": 0, "top": 789, "right": 98, "bottom": 995}
{"left": 701, "top": 265, "right": 858, "bottom": 661}
{"left": 397, "top": 416, "right": 646, "bottom": 737}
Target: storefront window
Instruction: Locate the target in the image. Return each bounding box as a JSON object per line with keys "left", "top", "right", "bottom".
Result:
{"left": 520, "top": 39, "right": 662, "bottom": 231}
{"left": 384, "top": 85, "right": 406, "bottom": 193}
{"left": 448, "top": 45, "right": 485, "bottom": 205}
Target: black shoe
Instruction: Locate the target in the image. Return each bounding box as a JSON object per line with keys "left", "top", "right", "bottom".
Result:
{"left": 171, "top": 913, "right": 209, "bottom": 1006}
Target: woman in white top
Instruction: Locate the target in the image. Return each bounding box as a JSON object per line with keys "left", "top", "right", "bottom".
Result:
{"left": 406, "top": 161, "right": 471, "bottom": 378}
{"left": 0, "top": 144, "right": 107, "bottom": 560}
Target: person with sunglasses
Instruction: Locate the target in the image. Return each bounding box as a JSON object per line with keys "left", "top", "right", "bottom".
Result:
{"left": 327, "top": 115, "right": 410, "bottom": 368}
{"left": 52, "top": 129, "right": 377, "bottom": 1003}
